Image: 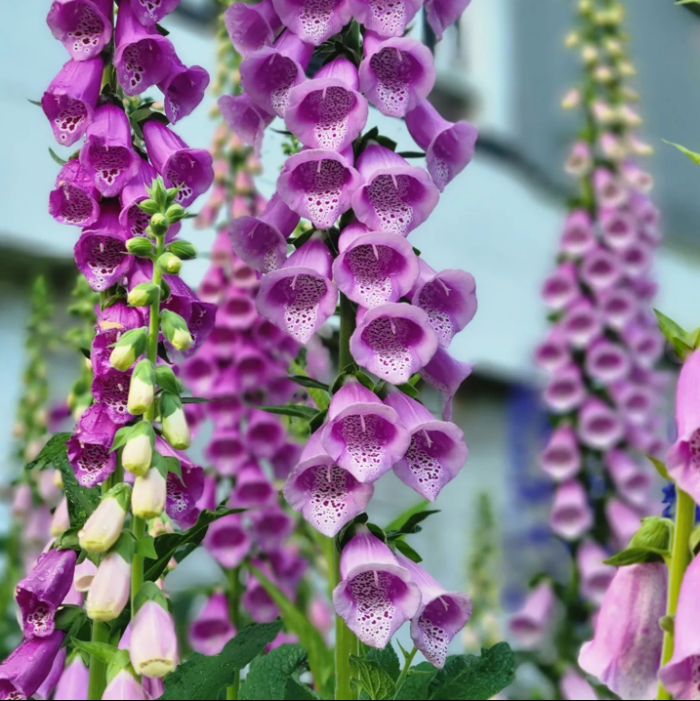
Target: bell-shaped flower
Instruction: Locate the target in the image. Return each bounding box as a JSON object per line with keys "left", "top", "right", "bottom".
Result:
{"left": 286, "top": 56, "right": 368, "bottom": 151}
{"left": 605, "top": 450, "right": 651, "bottom": 508}
{"left": 564, "top": 141, "right": 592, "bottom": 177}
{"left": 333, "top": 530, "right": 421, "bottom": 648}
{"left": 204, "top": 514, "right": 252, "bottom": 570}
{"left": 269, "top": 547, "right": 308, "bottom": 595}
{"left": 244, "top": 566, "right": 281, "bottom": 623}
{"left": 91, "top": 367, "right": 134, "bottom": 425}
{"left": 162, "top": 274, "right": 217, "bottom": 352}
{"left": 600, "top": 207, "right": 637, "bottom": 251}
{"left": 16, "top": 548, "right": 77, "bottom": 639}
{"left": 598, "top": 287, "right": 637, "bottom": 332}
{"left": 274, "top": 0, "right": 352, "bottom": 45}
{"left": 42, "top": 57, "right": 103, "bottom": 146}
{"left": 240, "top": 31, "right": 313, "bottom": 117}
{"left": 256, "top": 237, "right": 338, "bottom": 344}
{"left": 86, "top": 551, "right": 131, "bottom": 622}
{"left": 79, "top": 484, "right": 130, "bottom": 553}
{"left": 102, "top": 668, "right": 147, "bottom": 700}
{"left": 34, "top": 647, "right": 66, "bottom": 701}
{"left": 158, "top": 58, "right": 210, "bottom": 124}
{"left": 230, "top": 464, "right": 275, "bottom": 508}
{"left": 80, "top": 104, "right": 140, "bottom": 197}
{"left": 50, "top": 160, "right": 100, "bottom": 228}
{"left": 593, "top": 167, "right": 628, "bottom": 209}
{"left": 246, "top": 410, "right": 286, "bottom": 459}
{"left": 218, "top": 287, "right": 259, "bottom": 331}
{"left": 143, "top": 120, "right": 215, "bottom": 207}
{"left": 384, "top": 390, "right": 468, "bottom": 501}
{"left": 578, "top": 398, "right": 623, "bottom": 452}
{"left": 74, "top": 560, "right": 97, "bottom": 593}
{"left": 508, "top": 581, "right": 554, "bottom": 650}
{"left": 67, "top": 403, "right": 118, "bottom": 487}
{"left": 543, "top": 363, "right": 586, "bottom": 414}
{"left": 129, "top": 0, "right": 181, "bottom": 26}
{"left": 47, "top": 0, "right": 113, "bottom": 61}
{"left": 114, "top": 0, "right": 175, "bottom": 95}
{"left": 585, "top": 338, "right": 630, "bottom": 386}
{"left": 577, "top": 541, "right": 615, "bottom": 607}
{"left": 351, "top": 303, "right": 439, "bottom": 385}
{"left": 396, "top": 554, "right": 472, "bottom": 668}
{"left": 130, "top": 595, "right": 178, "bottom": 678}
{"left": 359, "top": 33, "right": 436, "bottom": 118}
{"left": 405, "top": 100, "right": 478, "bottom": 191}
{"left": 540, "top": 262, "right": 579, "bottom": 311}
{"left": 425, "top": 0, "right": 472, "bottom": 40}
{"left": 550, "top": 480, "right": 593, "bottom": 541}
{"left": 277, "top": 149, "right": 362, "bottom": 230}
{"left": 353, "top": 144, "right": 439, "bottom": 236}
{"left": 225, "top": 0, "right": 282, "bottom": 56}
{"left": 561, "top": 298, "right": 602, "bottom": 349}
{"left": 219, "top": 94, "right": 274, "bottom": 157}
{"left": 559, "top": 209, "right": 595, "bottom": 257}
{"left": 561, "top": 670, "right": 598, "bottom": 701}
{"left": 580, "top": 563, "right": 666, "bottom": 700}
{"left": 611, "top": 380, "right": 655, "bottom": 427}
{"left": 607, "top": 498, "right": 644, "bottom": 548}
{"left": 54, "top": 655, "right": 89, "bottom": 700}
{"left": 419, "top": 347, "right": 473, "bottom": 421}
{"left": 50, "top": 497, "right": 70, "bottom": 538}
{"left": 620, "top": 242, "right": 653, "bottom": 280}
{"left": 189, "top": 592, "right": 236, "bottom": 656}
{"left": 581, "top": 246, "right": 622, "bottom": 292}
{"left": 623, "top": 321, "right": 664, "bottom": 369}
{"left": 284, "top": 431, "right": 374, "bottom": 536}
{"left": 233, "top": 345, "right": 274, "bottom": 394}
{"left": 160, "top": 442, "right": 204, "bottom": 527}
{"left": 133, "top": 468, "right": 167, "bottom": 520}
{"left": 540, "top": 426, "right": 580, "bottom": 482}
{"left": 120, "top": 159, "right": 163, "bottom": 237}
{"left": 349, "top": 0, "right": 421, "bottom": 37}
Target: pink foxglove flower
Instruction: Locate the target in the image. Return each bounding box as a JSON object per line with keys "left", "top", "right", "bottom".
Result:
{"left": 541, "top": 262, "right": 579, "bottom": 311}
{"left": 86, "top": 552, "right": 131, "bottom": 622}
{"left": 230, "top": 464, "right": 275, "bottom": 508}
{"left": 54, "top": 656, "right": 89, "bottom": 700}
{"left": 561, "top": 298, "right": 602, "bottom": 349}
{"left": 593, "top": 167, "right": 628, "bottom": 209}
{"left": 246, "top": 410, "right": 286, "bottom": 459}
{"left": 130, "top": 599, "right": 179, "bottom": 678}
{"left": 604, "top": 450, "right": 651, "bottom": 508}
{"left": 225, "top": 0, "right": 282, "bottom": 56}
{"left": 272, "top": 0, "right": 352, "bottom": 46}
{"left": 559, "top": 209, "right": 596, "bottom": 256}
{"left": 543, "top": 363, "right": 587, "bottom": 414}
{"left": 535, "top": 328, "right": 571, "bottom": 372}
{"left": 189, "top": 592, "right": 236, "bottom": 657}
{"left": 564, "top": 141, "right": 593, "bottom": 177}
{"left": 67, "top": 403, "right": 118, "bottom": 487}
{"left": 348, "top": 0, "right": 421, "bottom": 38}
{"left": 580, "top": 246, "right": 622, "bottom": 292}
{"left": 585, "top": 338, "right": 631, "bottom": 385}
{"left": 578, "top": 398, "right": 624, "bottom": 451}
{"left": 577, "top": 541, "right": 615, "bottom": 608}
{"left": 204, "top": 514, "right": 252, "bottom": 570}
{"left": 34, "top": 648, "right": 66, "bottom": 701}
{"left": 540, "top": 426, "right": 581, "bottom": 482}
{"left": 91, "top": 367, "right": 133, "bottom": 425}
{"left": 550, "top": 480, "right": 593, "bottom": 541}
{"left": 49, "top": 160, "right": 101, "bottom": 227}
{"left": 47, "top": 0, "right": 113, "bottom": 61}
{"left": 218, "top": 287, "right": 259, "bottom": 331}
{"left": 102, "top": 669, "right": 147, "bottom": 700}
{"left": 425, "top": 0, "right": 472, "bottom": 41}
{"left": 606, "top": 499, "right": 643, "bottom": 548}
{"left": 561, "top": 670, "right": 598, "bottom": 701}
{"left": 598, "top": 288, "right": 637, "bottom": 332}
{"left": 158, "top": 58, "right": 210, "bottom": 125}
{"left": 599, "top": 207, "right": 637, "bottom": 251}
{"left": 508, "top": 581, "right": 554, "bottom": 650}
{"left": 419, "top": 347, "right": 473, "bottom": 421}
{"left": 250, "top": 506, "right": 295, "bottom": 550}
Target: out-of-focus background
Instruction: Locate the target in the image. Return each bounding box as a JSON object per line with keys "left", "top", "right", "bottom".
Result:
{"left": 2, "top": 0, "right": 699, "bottom": 671}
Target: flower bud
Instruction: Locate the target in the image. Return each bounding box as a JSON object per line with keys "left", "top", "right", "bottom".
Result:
{"left": 138, "top": 199, "right": 161, "bottom": 216}
{"left": 86, "top": 552, "right": 131, "bottom": 622}
{"left": 161, "top": 393, "right": 191, "bottom": 450}
{"left": 130, "top": 593, "right": 178, "bottom": 678}
{"left": 150, "top": 213, "right": 170, "bottom": 237}
{"left": 582, "top": 44, "right": 598, "bottom": 64}
{"left": 564, "top": 31, "right": 579, "bottom": 48}
{"left": 50, "top": 497, "right": 70, "bottom": 537}
{"left": 78, "top": 484, "right": 131, "bottom": 553}
{"left": 128, "top": 360, "right": 156, "bottom": 415}
{"left": 132, "top": 468, "right": 167, "bottom": 520}
{"left": 122, "top": 423, "right": 156, "bottom": 477}
{"left": 128, "top": 283, "right": 160, "bottom": 308}
{"left": 158, "top": 252, "right": 182, "bottom": 275}
{"left": 167, "top": 240, "right": 197, "bottom": 260}
{"left": 165, "top": 204, "right": 186, "bottom": 223}
{"left": 160, "top": 310, "right": 193, "bottom": 351}
{"left": 74, "top": 560, "right": 97, "bottom": 593}
{"left": 126, "top": 237, "right": 155, "bottom": 257}
{"left": 110, "top": 328, "right": 148, "bottom": 370}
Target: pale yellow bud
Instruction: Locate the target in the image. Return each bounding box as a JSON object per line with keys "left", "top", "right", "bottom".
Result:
{"left": 79, "top": 497, "right": 127, "bottom": 554}
{"left": 128, "top": 375, "right": 155, "bottom": 416}
{"left": 122, "top": 433, "right": 153, "bottom": 477}
{"left": 132, "top": 469, "right": 167, "bottom": 520}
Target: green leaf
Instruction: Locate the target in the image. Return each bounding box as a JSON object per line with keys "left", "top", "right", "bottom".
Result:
{"left": 71, "top": 639, "right": 116, "bottom": 666}
{"left": 365, "top": 644, "right": 400, "bottom": 681}
{"left": 241, "top": 644, "right": 308, "bottom": 700}
{"left": 28, "top": 98, "right": 42, "bottom": 107}
{"left": 248, "top": 565, "right": 333, "bottom": 694}
{"left": 288, "top": 361, "right": 330, "bottom": 412}
{"left": 664, "top": 139, "right": 700, "bottom": 165}
{"left": 135, "top": 535, "right": 158, "bottom": 560}
{"left": 654, "top": 309, "right": 690, "bottom": 345}
{"left": 648, "top": 455, "right": 670, "bottom": 481}
{"left": 395, "top": 663, "right": 437, "bottom": 700}
{"left": 145, "top": 506, "right": 244, "bottom": 582}
{"left": 394, "top": 539, "right": 423, "bottom": 563}
{"left": 258, "top": 404, "right": 320, "bottom": 420}
{"left": 49, "top": 147, "right": 68, "bottom": 166}
{"left": 396, "top": 383, "right": 419, "bottom": 399}
{"left": 604, "top": 547, "right": 665, "bottom": 567}
{"left": 385, "top": 501, "right": 431, "bottom": 532}
{"left": 605, "top": 517, "right": 675, "bottom": 566}
{"left": 25, "top": 433, "right": 72, "bottom": 471}
{"left": 181, "top": 397, "right": 212, "bottom": 405}
{"left": 428, "top": 645, "right": 516, "bottom": 700}
{"left": 54, "top": 452, "right": 101, "bottom": 530}
{"left": 110, "top": 426, "right": 135, "bottom": 453}
{"left": 54, "top": 605, "right": 87, "bottom": 634}
{"left": 349, "top": 655, "right": 396, "bottom": 700}
{"left": 397, "top": 151, "right": 427, "bottom": 159}
{"left": 288, "top": 375, "right": 330, "bottom": 392}
{"left": 160, "top": 621, "right": 283, "bottom": 700}
{"left": 284, "top": 677, "right": 320, "bottom": 700}
{"left": 387, "top": 510, "right": 440, "bottom": 541}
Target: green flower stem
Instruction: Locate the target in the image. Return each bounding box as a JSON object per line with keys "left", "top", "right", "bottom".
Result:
{"left": 658, "top": 488, "right": 695, "bottom": 701}
{"left": 338, "top": 293, "right": 355, "bottom": 372}
{"left": 226, "top": 568, "right": 242, "bottom": 701}
{"left": 87, "top": 619, "right": 110, "bottom": 701}
{"left": 395, "top": 646, "right": 418, "bottom": 695}
{"left": 334, "top": 542, "right": 358, "bottom": 701}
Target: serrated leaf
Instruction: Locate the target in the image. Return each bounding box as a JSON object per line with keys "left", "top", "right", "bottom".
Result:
{"left": 284, "top": 677, "right": 320, "bottom": 700}
{"left": 365, "top": 644, "right": 400, "bottom": 681}
{"left": 349, "top": 655, "right": 396, "bottom": 700}
{"left": 240, "top": 644, "right": 308, "bottom": 700}
{"left": 648, "top": 455, "right": 670, "bottom": 481}
{"left": 395, "top": 663, "right": 437, "bottom": 700}
{"left": 25, "top": 433, "right": 72, "bottom": 471}
{"left": 54, "top": 452, "right": 101, "bottom": 530}
{"left": 160, "top": 621, "right": 282, "bottom": 700}
{"left": 388, "top": 510, "right": 440, "bottom": 538}
{"left": 663, "top": 140, "right": 700, "bottom": 165}
{"left": 258, "top": 404, "right": 320, "bottom": 420}
{"left": 49, "top": 147, "right": 68, "bottom": 166}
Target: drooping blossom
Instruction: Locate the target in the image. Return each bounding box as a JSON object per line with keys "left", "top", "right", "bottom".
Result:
{"left": 425, "top": 0, "right": 472, "bottom": 41}
{"left": 508, "top": 581, "right": 554, "bottom": 650}
{"left": 348, "top": 0, "right": 421, "bottom": 38}
{"left": 540, "top": 426, "right": 581, "bottom": 482}
{"left": 224, "top": 0, "right": 282, "bottom": 56}
{"left": 129, "top": 0, "right": 181, "bottom": 27}
{"left": 67, "top": 403, "right": 118, "bottom": 487}
{"left": 130, "top": 599, "right": 179, "bottom": 678}
{"left": 218, "top": 94, "right": 274, "bottom": 157}
{"left": 577, "top": 540, "right": 615, "bottom": 607}
{"left": 273, "top": 0, "right": 352, "bottom": 46}
{"left": 550, "top": 479, "right": 593, "bottom": 541}
{"left": 204, "top": 514, "right": 252, "bottom": 570}
{"left": 49, "top": 160, "right": 101, "bottom": 227}
{"left": 54, "top": 656, "right": 89, "bottom": 701}
{"left": 189, "top": 592, "right": 236, "bottom": 656}
{"left": 419, "top": 347, "right": 474, "bottom": 421}
{"left": 47, "top": 0, "right": 114, "bottom": 61}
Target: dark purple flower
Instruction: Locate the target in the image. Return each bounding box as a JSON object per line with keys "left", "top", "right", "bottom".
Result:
{"left": 92, "top": 367, "right": 134, "bottom": 426}
{"left": 225, "top": 0, "right": 282, "bottom": 56}
{"left": 204, "top": 514, "right": 252, "bottom": 569}
{"left": 189, "top": 592, "right": 236, "bottom": 657}
{"left": 92, "top": 301, "right": 146, "bottom": 373}
{"left": 159, "top": 439, "right": 205, "bottom": 527}
{"left": 250, "top": 506, "right": 294, "bottom": 550}
{"left": 129, "top": 0, "right": 182, "bottom": 27}
{"left": 67, "top": 403, "right": 119, "bottom": 487}
{"left": 218, "top": 95, "right": 274, "bottom": 157}
{"left": 143, "top": 120, "right": 215, "bottom": 207}
{"left": 246, "top": 410, "right": 286, "bottom": 459}
{"left": 42, "top": 57, "right": 103, "bottom": 146}
{"left": 119, "top": 158, "right": 161, "bottom": 237}
{"left": 425, "top": 0, "right": 472, "bottom": 41}
{"left": 0, "top": 631, "right": 65, "bottom": 700}
{"left": 47, "top": 0, "right": 113, "bottom": 61}
{"left": 419, "top": 347, "right": 474, "bottom": 421}
{"left": 163, "top": 274, "right": 217, "bottom": 352}
{"left": 159, "top": 58, "right": 210, "bottom": 124}
{"left": 273, "top": 0, "right": 351, "bottom": 46}
{"left": 348, "top": 0, "right": 421, "bottom": 37}
{"left": 49, "top": 160, "right": 100, "bottom": 227}
{"left": 217, "top": 288, "right": 259, "bottom": 331}
{"left": 230, "top": 464, "right": 276, "bottom": 509}
{"left": 206, "top": 428, "right": 249, "bottom": 477}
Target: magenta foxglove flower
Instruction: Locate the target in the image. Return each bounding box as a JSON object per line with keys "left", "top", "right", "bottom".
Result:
{"left": 231, "top": 464, "right": 275, "bottom": 508}
{"left": 119, "top": 158, "right": 161, "bottom": 237}
{"left": 508, "top": 581, "right": 554, "bottom": 650}
{"left": 251, "top": 506, "right": 295, "bottom": 549}
{"left": 580, "top": 246, "right": 622, "bottom": 292}
{"left": 599, "top": 207, "right": 637, "bottom": 251}
{"left": 158, "top": 58, "right": 210, "bottom": 125}
{"left": 550, "top": 480, "right": 593, "bottom": 541}
{"left": 47, "top": 0, "right": 113, "bottom": 61}
{"left": 606, "top": 498, "right": 643, "bottom": 548}
{"left": 359, "top": 33, "right": 436, "bottom": 118}
{"left": 164, "top": 460, "right": 205, "bottom": 526}
{"left": 49, "top": 160, "right": 100, "bottom": 227}
{"left": 129, "top": 0, "right": 181, "bottom": 26}
{"left": 162, "top": 275, "right": 217, "bottom": 352}
{"left": 623, "top": 321, "right": 664, "bottom": 369}
{"left": 189, "top": 592, "right": 236, "bottom": 657}
{"left": 143, "top": 120, "right": 215, "bottom": 207}
{"left": 543, "top": 363, "right": 586, "bottom": 414}
{"left": 333, "top": 530, "right": 421, "bottom": 648}
{"left": 348, "top": 0, "right": 421, "bottom": 37}
{"left": 204, "top": 514, "right": 252, "bottom": 569}
{"left": 130, "top": 600, "right": 178, "bottom": 678}
{"left": 405, "top": 100, "right": 478, "bottom": 191}
{"left": 419, "top": 347, "right": 474, "bottom": 421}
{"left": 16, "top": 548, "right": 77, "bottom": 639}
{"left": 580, "top": 563, "right": 666, "bottom": 700}
{"left": 561, "top": 670, "right": 598, "bottom": 701}
{"left": 240, "top": 31, "right": 313, "bottom": 117}
{"left": 277, "top": 149, "right": 362, "bottom": 230}
{"left": 585, "top": 338, "right": 630, "bottom": 385}
{"left": 559, "top": 209, "right": 595, "bottom": 257}
{"left": 244, "top": 570, "right": 280, "bottom": 623}
{"left": 321, "top": 382, "right": 411, "bottom": 483}
{"left": 67, "top": 403, "right": 118, "bottom": 486}
{"left": 246, "top": 410, "right": 286, "bottom": 459}
{"left": 273, "top": 0, "right": 351, "bottom": 45}
{"left": 396, "top": 554, "right": 472, "bottom": 668}
{"left": 102, "top": 669, "right": 147, "bottom": 700}
{"left": 268, "top": 547, "right": 308, "bottom": 593}
{"left": 541, "top": 262, "right": 579, "bottom": 311}
{"left": 577, "top": 541, "right": 614, "bottom": 607}
{"left": 425, "top": 0, "right": 472, "bottom": 40}
{"left": 284, "top": 431, "right": 374, "bottom": 537}
{"left": 561, "top": 298, "right": 602, "bottom": 349}
{"left": 534, "top": 329, "right": 571, "bottom": 373}
{"left": 540, "top": 426, "right": 580, "bottom": 482}
{"left": 599, "top": 288, "right": 637, "bottom": 332}
{"left": 411, "top": 263, "right": 477, "bottom": 348}
{"left": 42, "top": 57, "right": 102, "bottom": 146}
{"left": 564, "top": 141, "right": 593, "bottom": 177}
{"left": 352, "top": 144, "right": 440, "bottom": 236}
{"left": 384, "top": 390, "right": 468, "bottom": 501}
{"left": 225, "top": 0, "right": 282, "bottom": 56}
{"left": 92, "top": 368, "right": 133, "bottom": 425}
{"left": 578, "top": 398, "right": 623, "bottom": 452}
{"left": 34, "top": 647, "right": 66, "bottom": 701}
{"left": 0, "top": 631, "right": 65, "bottom": 701}
{"left": 217, "top": 288, "right": 258, "bottom": 331}
{"left": 232, "top": 345, "right": 274, "bottom": 394}
{"left": 351, "top": 303, "right": 439, "bottom": 385}
{"left": 256, "top": 238, "right": 339, "bottom": 344}
{"left": 114, "top": 0, "right": 176, "bottom": 95}
{"left": 54, "top": 656, "right": 88, "bottom": 701}
{"left": 620, "top": 242, "right": 653, "bottom": 280}
{"left": 605, "top": 450, "right": 651, "bottom": 508}
{"left": 593, "top": 167, "right": 628, "bottom": 209}
{"left": 285, "top": 56, "right": 368, "bottom": 151}
{"left": 219, "top": 94, "right": 274, "bottom": 157}
{"left": 80, "top": 104, "right": 140, "bottom": 197}
{"left": 334, "top": 228, "right": 420, "bottom": 308}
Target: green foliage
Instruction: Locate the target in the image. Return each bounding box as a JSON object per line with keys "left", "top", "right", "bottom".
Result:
{"left": 240, "top": 644, "right": 308, "bottom": 700}
{"left": 25, "top": 432, "right": 72, "bottom": 471}
{"left": 605, "top": 516, "right": 674, "bottom": 566}
{"left": 284, "top": 677, "right": 320, "bottom": 700}
{"left": 259, "top": 404, "right": 321, "bottom": 420}
{"left": 350, "top": 655, "right": 397, "bottom": 700}
{"left": 654, "top": 309, "right": 700, "bottom": 359}
{"left": 365, "top": 644, "right": 401, "bottom": 681}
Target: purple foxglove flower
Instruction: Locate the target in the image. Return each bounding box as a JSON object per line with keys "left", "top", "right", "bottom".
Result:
{"left": 233, "top": 345, "right": 275, "bottom": 393}
{"left": 351, "top": 303, "right": 439, "bottom": 385}
{"left": 87, "top": 552, "right": 131, "bottom": 621}
{"left": 593, "top": 168, "right": 628, "bottom": 209}
{"left": 540, "top": 426, "right": 580, "bottom": 482}
{"left": 359, "top": 34, "right": 436, "bottom": 118}
{"left": 550, "top": 480, "right": 593, "bottom": 541}
{"left": 561, "top": 298, "right": 602, "bottom": 349}
{"left": 277, "top": 149, "right": 363, "bottom": 230}
{"left": 405, "top": 100, "right": 478, "bottom": 191}
{"left": 425, "top": 0, "right": 472, "bottom": 40}
{"left": 384, "top": 390, "right": 468, "bottom": 501}
{"left": 119, "top": 158, "right": 161, "bottom": 237}
{"left": 577, "top": 541, "right": 614, "bottom": 607}
{"left": 560, "top": 209, "right": 595, "bottom": 257}
{"left": 285, "top": 56, "right": 368, "bottom": 151}
{"left": 206, "top": 429, "right": 248, "bottom": 477}
{"left": 49, "top": 160, "right": 100, "bottom": 227}
{"left": 273, "top": 0, "right": 352, "bottom": 45}
{"left": 166, "top": 463, "right": 205, "bottom": 527}
{"left": 0, "top": 631, "right": 65, "bottom": 701}
{"left": 92, "top": 367, "right": 133, "bottom": 425}
{"left": 92, "top": 302, "right": 146, "bottom": 373}
{"left": 333, "top": 530, "right": 421, "bottom": 648}
{"left": 114, "top": 0, "right": 176, "bottom": 95}
{"left": 159, "top": 58, "right": 209, "bottom": 124}
{"left": 321, "top": 382, "right": 410, "bottom": 482}
{"left": 620, "top": 242, "right": 653, "bottom": 280}
{"left": 47, "top": 0, "right": 113, "bottom": 61}
{"left": 256, "top": 238, "right": 339, "bottom": 343}
{"left": 240, "top": 31, "right": 313, "bottom": 117}
{"left": 268, "top": 547, "right": 308, "bottom": 592}
{"left": 395, "top": 554, "right": 472, "bottom": 668}
{"left": 80, "top": 104, "right": 141, "bottom": 197}
{"left": 561, "top": 670, "right": 597, "bottom": 701}
{"left": 599, "top": 207, "right": 637, "bottom": 251}
{"left": 218, "top": 287, "right": 259, "bottom": 331}
{"left": 190, "top": 592, "right": 236, "bottom": 656}
{"left": 599, "top": 288, "right": 637, "bottom": 332}
{"left": 508, "top": 582, "right": 554, "bottom": 650}
{"left": 11, "top": 484, "right": 33, "bottom": 521}
{"left": 580, "top": 246, "right": 622, "bottom": 292}
{"left": 42, "top": 57, "right": 102, "bottom": 146}
{"left": 162, "top": 275, "right": 217, "bottom": 353}
{"left": 564, "top": 141, "right": 592, "bottom": 177}
{"left": 204, "top": 514, "right": 252, "bottom": 569}
{"left": 16, "top": 548, "right": 77, "bottom": 639}
{"left": 272, "top": 442, "right": 303, "bottom": 480}
{"left": 607, "top": 499, "right": 644, "bottom": 547}
{"left": 102, "top": 669, "right": 147, "bottom": 700}
{"left": 182, "top": 353, "right": 217, "bottom": 398}
{"left": 225, "top": 0, "right": 282, "bottom": 56}
{"left": 219, "top": 94, "right": 274, "bottom": 157}
{"left": 247, "top": 410, "right": 286, "bottom": 459}
{"left": 353, "top": 144, "right": 440, "bottom": 236}
{"left": 231, "top": 464, "right": 275, "bottom": 508}
{"left": 535, "top": 328, "right": 571, "bottom": 372}
{"left": 585, "top": 338, "right": 630, "bottom": 385}
{"left": 67, "top": 403, "right": 118, "bottom": 486}
{"left": 605, "top": 450, "right": 651, "bottom": 508}
{"left": 54, "top": 656, "right": 88, "bottom": 701}
{"left": 541, "top": 262, "right": 579, "bottom": 311}
{"left": 129, "top": 0, "right": 181, "bottom": 27}
{"left": 580, "top": 563, "right": 666, "bottom": 700}
{"left": 250, "top": 506, "right": 295, "bottom": 549}
{"left": 130, "top": 600, "right": 178, "bottom": 678}
{"left": 543, "top": 363, "right": 586, "bottom": 414}
{"left": 411, "top": 263, "right": 477, "bottom": 347}
{"left": 611, "top": 381, "right": 655, "bottom": 426}
{"left": 419, "top": 347, "right": 474, "bottom": 421}
{"left": 578, "top": 398, "right": 623, "bottom": 452}
{"left": 34, "top": 648, "right": 66, "bottom": 701}
{"left": 623, "top": 321, "right": 664, "bottom": 369}
{"left": 349, "top": 0, "right": 420, "bottom": 37}
{"left": 244, "top": 569, "right": 281, "bottom": 623}
{"left": 142, "top": 120, "right": 215, "bottom": 207}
